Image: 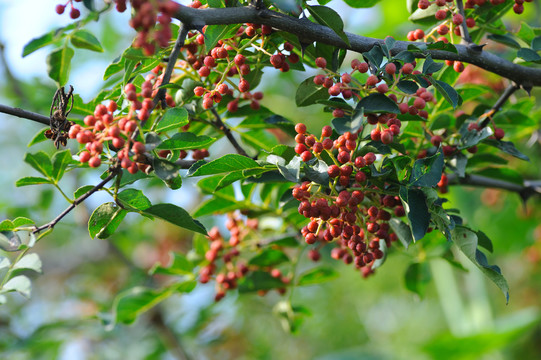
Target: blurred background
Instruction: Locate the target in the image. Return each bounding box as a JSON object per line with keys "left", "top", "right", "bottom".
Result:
{"left": 0, "top": 0, "right": 540, "bottom": 359}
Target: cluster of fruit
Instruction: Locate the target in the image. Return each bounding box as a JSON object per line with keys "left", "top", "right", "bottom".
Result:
{"left": 200, "top": 214, "right": 290, "bottom": 301}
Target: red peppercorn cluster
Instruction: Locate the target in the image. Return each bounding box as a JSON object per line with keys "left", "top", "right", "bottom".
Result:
{"left": 129, "top": 0, "right": 180, "bottom": 55}
{"left": 292, "top": 123, "right": 407, "bottom": 277}
{"left": 68, "top": 66, "right": 191, "bottom": 173}
{"left": 199, "top": 213, "right": 290, "bottom": 301}
{"left": 55, "top": 0, "right": 82, "bottom": 19}
{"left": 408, "top": 0, "right": 529, "bottom": 74}
{"left": 182, "top": 23, "right": 275, "bottom": 111}
{"left": 294, "top": 179, "right": 403, "bottom": 278}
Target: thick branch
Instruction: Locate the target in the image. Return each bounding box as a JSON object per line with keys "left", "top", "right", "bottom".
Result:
{"left": 0, "top": 103, "right": 50, "bottom": 126}
{"left": 173, "top": 4, "right": 541, "bottom": 87}
{"left": 33, "top": 168, "right": 119, "bottom": 233}
{"left": 448, "top": 173, "right": 541, "bottom": 200}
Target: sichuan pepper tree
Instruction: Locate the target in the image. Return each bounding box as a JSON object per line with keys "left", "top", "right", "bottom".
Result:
{"left": 0, "top": 0, "right": 540, "bottom": 330}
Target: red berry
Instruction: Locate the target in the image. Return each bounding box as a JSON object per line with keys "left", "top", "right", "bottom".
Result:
{"left": 385, "top": 63, "right": 396, "bottom": 75}
{"left": 88, "top": 156, "right": 101, "bottom": 168}
{"left": 55, "top": 4, "right": 65, "bottom": 14}
{"left": 321, "top": 125, "right": 332, "bottom": 137}
{"left": 70, "top": 8, "right": 80, "bottom": 19}
{"left": 454, "top": 61, "right": 465, "bottom": 73}
{"left": 435, "top": 10, "right": 447, "bottom": 20}
{"left": 315, "top": 57, "right": 327, "bottom": 68}
{"left": 357, "top": 62, "right": 369, "bottom": 73}
{"left": 452, "top": 13, "right": 464, "bottom": 25}
{"left": 381, "top": 130, "right": 393, "bottom": 144}
{"left": 238, "top": 79, "right": 250, "bottom": 92}
{"left": 494, "top": 128, "right": 505, "bottom": 140}
{"left": 295, "top": 123, "right": 307, "bottom": 134}
{"left": 414, "top": 29, "right": 425, "bottom": 40}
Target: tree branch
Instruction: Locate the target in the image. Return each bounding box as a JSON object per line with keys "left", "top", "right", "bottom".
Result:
{"left": 455, "top": 0, "right": 473, "bottom": 45}
{"left": 32, "top": 168, "right": 120, "bottom": 233}
{"left": 210, "top": 108, "right": 248, "bottom": 157}
{"left": 173, "top": 4, "right": 541, "bottom": 87}
{"left": 479, "top": 83, "right": 520, "bottom": 128}
{"left": 448, "top": 173, "right": 541, "bottom": 201}
{"left": 0, "top": 103, "right": 50, "bottom": 126}
{"left": 153, "top": 24, "right": 189, "bottom": 110}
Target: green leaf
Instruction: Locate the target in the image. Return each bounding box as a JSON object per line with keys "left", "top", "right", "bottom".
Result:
{"left": 22, "top": 32, "right": 56, "bottom": 57}
{"left": 516, "top": 22, "right": 536, "bottom": 44}
{"left": 51, "top": 149, "right": 73, "bottom": 182}
{"left": 297, "top": 267, "right": 338, "bottom": 286}
{"left": 74, "top": 185, "right": 95, "bottom": 199}
{"left": 15, "top": 177, "right": 53, "bottom": 187}
{"left": 451, "top": 226, "right": 509, "bottom": 303}
{"left": 204, "top": 24, "right": 240, "bottom": 50}
{"left": 422, "top": 55, "right": 444, "bottom": 74}
{"left": 155, "top": 108, "right": 189, "bottom": 133}
{"left": 482, "top": 139, "right": 530, "bottom": 161}
{"left": 343, "top": 0, "right": 381, "bottom": 8}
{"left": 150, "top": 252, "right": 194, "bottom": 276}
{"left": 0, "top": 220, "right": 14, "bottom": 232}
{"left": 193, "top": 197, "right": 239, "bottom": 217}
{"left": 152, "top": 158, "right": 181, "bottom": 183}
{"left": 0, "top": 257, "right": 10, "bottom": 270}
{"left": 426, "top": 41, "right": 457, "bottom": 54}
{"left": 307, "top": 6, "right": 350, "bottom": 46}
{"left": 24, "top": 152, "right": 53, "bottom": 178}
{"left": 409, "top": 151, "right": 444, "bottom": 187}
{"left": 409, "top": 3, "right": 440, "bottom": 25}
{"left": 143, "top": 204, "right": 207, "bottom": 235}
{"left": 189, "top": 154, "right": 260, "bottom": 177}
{"left": 156, "top": 132, "right": 215, "bottom": 151}
{"left": 295, "top": 76, "right": 329, "bottom": 107}
{"left": 27, "top": 128, "right": 49, "bottom": 147}
{"left": 432, "top": 79, "right": 460, "bottom": 109}
{"left": 70, "top": 29, "right": 104, "bottom": 52}
{"left": 12, "top": 217, "right": 34, "bottom": 227}
{"left": 532, "top": 36, "right": 541, "bottom": 51}
{"left": 517, "top": 48, "right": 541, "bottom": 62}
{"left": 400, "top": 187, "right": 429, "bottom": 242}
{"left": 397, "top": 80, "right": 419, "bottom": 94}
{"left": 357, "top": 93, "right": 400, "bottom": 114}
{"left": 110, "top": 282, "right": 194, "bottom": 327}
{"left": 389, "top": 218, "right": 414, "bottom": 249}
{"left": 476, "top": 230, "right": 494, "bottom": 253}
{"left": 332, "top": 108, "right": 363, "bottom": 134}
{"left": 249, "top": 249, "right": 289, "bottom": 267}
{"left": 46, "top": 45, "right": 74, "bottom": 86}
{"left": 88, "top": 203, "right": 126, "bottom": 239}
{"left": 487, "top": 34, "right": 521, "bottom": 49}
{"left": 117, "top": 189, "right": 152, "bottom": 211}
{"left": 3, "top": 275, "right": 32, "bottom": 297}
{"left": 404, "top": 262, "right": 431, "bottom": 297}
{"left": 13, "top": 253, "right": 42, "bottom": 273}
{"left": 238, "top": 271, "right": 285, "bottom": 293}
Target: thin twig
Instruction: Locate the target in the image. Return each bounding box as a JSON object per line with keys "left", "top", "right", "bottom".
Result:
{"left": 0, "top": 103, "right": 50, "bottom": 126}
{"left": 32, "top": 168, "right": 120, "bottom": 233}
{"left": 135, "top": 25, "right": 189, "bottom": 138}
{"left": 153, "top": 24, "right": 189, "bottom": 110}
{"left": 455, "top": 0, "right": 473, "bottom": 44}
{"left": 210, "top": 108, "right": 248, "bottom": 157}
{"left": 479, "top": 83, "right": 520, "bottom": 128}
{"left": 150, "top": 310, "right": 191, "bottom": 360}
{"left": 173, "top": 4, "right": 541, "bottom": 87}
